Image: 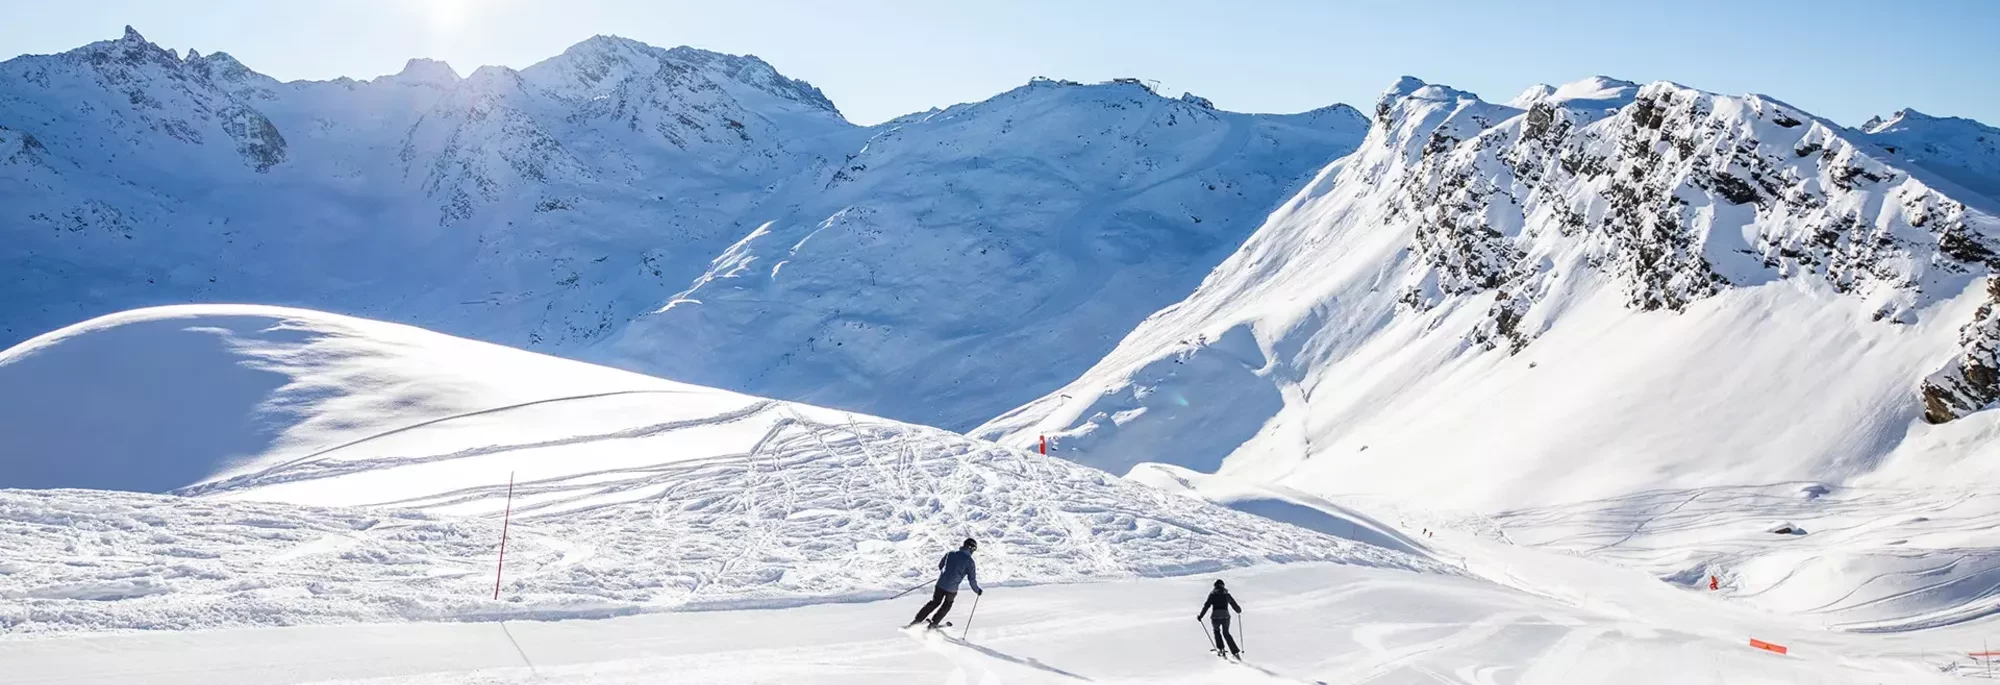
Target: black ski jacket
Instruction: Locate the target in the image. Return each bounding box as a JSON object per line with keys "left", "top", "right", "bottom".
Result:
{"left": 935, "top": 549, "right": 981, "bottom": 593}
{"left": 1198, "top": 589, "right": 1241, "bottom": 622}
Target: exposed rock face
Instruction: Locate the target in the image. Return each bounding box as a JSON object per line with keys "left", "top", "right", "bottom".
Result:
{"left": 1923, "top": 277, "right": 2000, "bottom": 423}
{"left": 1361, "top": 78, "right": 1996, "bottom": 353}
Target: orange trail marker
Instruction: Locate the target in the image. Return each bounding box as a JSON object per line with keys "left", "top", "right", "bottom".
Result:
{"left": 1749, "top": 639, "right": 1788, "bottom": 655}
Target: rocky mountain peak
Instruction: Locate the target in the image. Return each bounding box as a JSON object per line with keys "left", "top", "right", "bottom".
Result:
{"left": 1858, "top": 105, "right": 2000, "bottom": 204}
{"left": 388, "top": 58, "right": 460, "bottom": 86}
{"left": 525, "top": 36, "right": 839, "bottom": 118}
{"left": 186, "top": 51, "right": 255, "bottom": 82}
{"left": 78, "top": 25, "right": 180, "bottom": 72}
{"left": 1340, "top": 74, "right": 1999, "bottom": 354}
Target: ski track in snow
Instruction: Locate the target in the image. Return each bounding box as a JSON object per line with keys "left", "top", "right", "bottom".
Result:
{"left": 0, "top": 305, "right": 1438, "bottom": 636}
{"left": 0, "top": 396, "right": 1436, "bottom": 635}
{"left": 0, "top": 564, "right": 1964, "bottom": 685}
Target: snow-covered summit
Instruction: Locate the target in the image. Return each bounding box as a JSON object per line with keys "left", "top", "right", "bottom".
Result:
{"left": 1860, "top": 106, "right": 2000, "bottom": 202}
{"left": 527, "top": 36, "right": 841, "bottom": 119}
{"left": 1506, "top": 75, "right": 1638, "bottom": 122}
{"left": 380, "top": 57, "right": 460, "bottom": 86}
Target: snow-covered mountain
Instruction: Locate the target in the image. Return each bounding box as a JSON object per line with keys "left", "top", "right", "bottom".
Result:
{"left": 0, "top": 27, "right": 857, "bottom": 352}
{"left": 978, "top": 75, "right": 2000, "bottom": 511}
{"left": 1861, "top": 107, "right": 2000, "bottom": 203}
{"left": 600, "top": 79, "right": 1365, "bottom": 429}
{"left": 0, "top": 28, "right": 1364, "bottom": 431}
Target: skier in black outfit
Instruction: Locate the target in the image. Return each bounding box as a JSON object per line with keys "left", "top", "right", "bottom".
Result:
{"left": 1198, "top": 579, "right": 1242, "bottom": 657}
{"left": 907, "top": 538, "right": 983, "bottom": 629}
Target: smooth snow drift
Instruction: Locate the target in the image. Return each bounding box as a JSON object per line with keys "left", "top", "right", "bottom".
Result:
{"left": 0, "top": 305, "right": 670, "bottom": 492}
{"left": 0, "top": 305, "right": 1437, "bottom": 635}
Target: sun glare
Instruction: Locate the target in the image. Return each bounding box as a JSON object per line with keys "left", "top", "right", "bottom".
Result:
{"left": 423, "top": 0, "right": 473, "bottom": 34}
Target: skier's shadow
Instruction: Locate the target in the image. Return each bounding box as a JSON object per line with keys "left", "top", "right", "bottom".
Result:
{"left": 944, "top": 637, "right": 1093, "bottom": 681}
{"left": 1231, "top": 660, "right": 1323, "bottom": 683}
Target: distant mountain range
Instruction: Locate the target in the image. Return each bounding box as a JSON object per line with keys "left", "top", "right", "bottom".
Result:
{"left": 0, "top": 27, "right": 1364, "bottom": 431}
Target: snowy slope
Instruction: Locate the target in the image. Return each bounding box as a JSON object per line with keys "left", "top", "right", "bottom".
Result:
{"left": 3, "top": 562, "right": 1966, "bottom": 684}
{"left": 0, "top": 305, "right": 1437, "bottom": 634}
{"left": 0, "top": 29, "right": 1364, "bottom": 432}
{"left": 1496, "top": 482, "right": 2000, "bottom": 632}
{"left": 0, "top": 305, "right": 667, "bottom": 492}
{"left": 978, "top": 75, "right": 2000, "bottom": 512}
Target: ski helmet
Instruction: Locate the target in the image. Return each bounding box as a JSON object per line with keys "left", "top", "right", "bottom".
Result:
{"left": 963, "top": 537, "right": 978, "bottom": 550}
{"left": 1214, "top": 579, "right": 1226, "bottom": 589}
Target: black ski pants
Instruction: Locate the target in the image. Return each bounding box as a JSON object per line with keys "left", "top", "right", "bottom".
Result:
{"left": 913, "top": 586, "right": 958, "bottom": 626}
{"left": 1211, "top": 615, "right": 1240, "bottom": 654}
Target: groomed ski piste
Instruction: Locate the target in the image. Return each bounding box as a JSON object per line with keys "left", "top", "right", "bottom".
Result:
{"left": 0, "top": 306, "right": 1991, "bottom": 683}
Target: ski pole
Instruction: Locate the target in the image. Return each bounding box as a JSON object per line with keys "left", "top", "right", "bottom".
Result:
{"left": 1238, "top": 610, "right": 1245, "bottom": 653}
{"left": 887, "top": 581, "right": 930, "bottom": 600}
{"left": 962, "top": 593, "right": 980, "bottom": 639}
{"left": 1197, "top": 617, "right": 1218, "bottom": 653}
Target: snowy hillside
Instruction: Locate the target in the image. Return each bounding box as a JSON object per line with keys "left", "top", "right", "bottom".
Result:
{"left": 0, "top": 28, "right": 1364, "bottom": 431}
{"left": 978, "top": 75, "right": 2000, "bottom": 513}
{"left": 0, "top": 305, "right": 1435, "bottom": 634}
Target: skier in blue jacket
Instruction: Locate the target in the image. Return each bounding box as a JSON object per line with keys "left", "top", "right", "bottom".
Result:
{"left": 907, "top": 538, "right": 983, "bottom": 629}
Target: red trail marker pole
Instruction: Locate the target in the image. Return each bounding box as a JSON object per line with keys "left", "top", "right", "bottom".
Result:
{"left": 493, "top": 471, "right": 515, "bottom": 600}
{"left": 1039, "top": 435, "right": 1047, "bottom": 455}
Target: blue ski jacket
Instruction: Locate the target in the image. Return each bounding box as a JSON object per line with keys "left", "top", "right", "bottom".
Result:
{"left": 935, "top": 549, "right": 981, "bottom": 594}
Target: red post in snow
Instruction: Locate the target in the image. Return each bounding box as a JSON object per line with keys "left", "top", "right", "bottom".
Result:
{"left": 493, "top": 471, "right": 515, "bottom": 600}
{"left": 1039, "top": 435, "right": 1047, "bottom": 455}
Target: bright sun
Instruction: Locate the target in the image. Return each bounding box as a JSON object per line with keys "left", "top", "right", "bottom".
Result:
{"left": 423, "top": 0, "right": 474, "bottom": 33}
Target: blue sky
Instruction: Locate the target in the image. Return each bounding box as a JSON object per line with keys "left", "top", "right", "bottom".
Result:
{"left": 4, "top": 0, "right": 1996, "bottom": 126}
